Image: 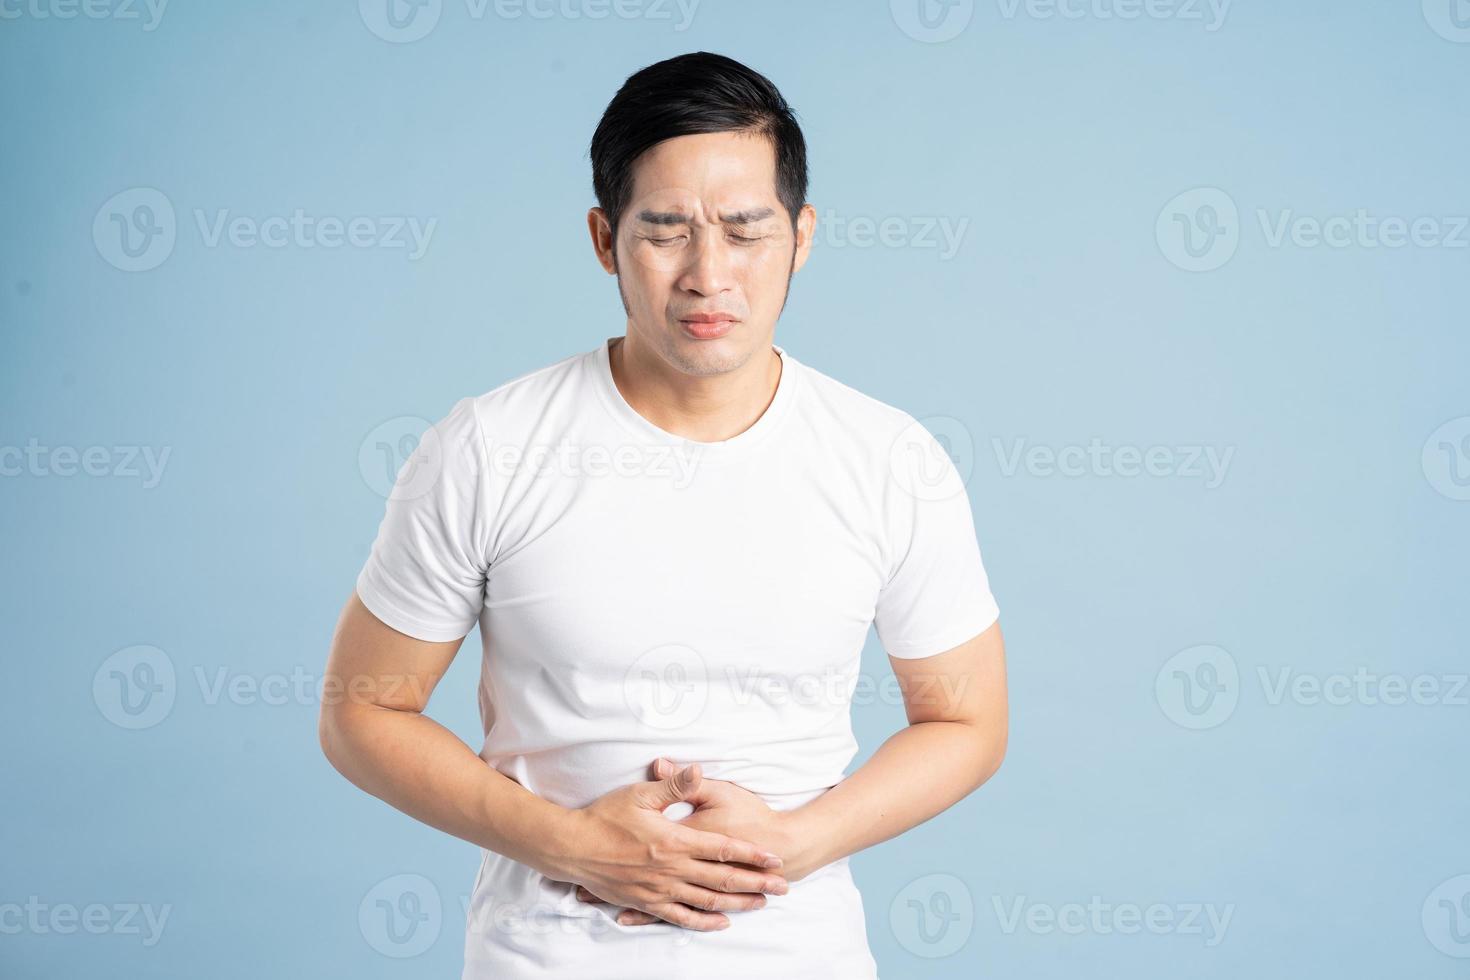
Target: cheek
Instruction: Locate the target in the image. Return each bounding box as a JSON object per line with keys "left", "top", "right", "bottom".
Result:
{"left": 616, "top": 254, "right": 669, "bottom": 302}
{"left": 737, "top": 247, "right": 793, "bottom": 298}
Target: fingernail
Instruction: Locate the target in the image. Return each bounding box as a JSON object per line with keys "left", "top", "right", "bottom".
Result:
{"left": 762, "top": 855, "right": 783, "bottom": 869}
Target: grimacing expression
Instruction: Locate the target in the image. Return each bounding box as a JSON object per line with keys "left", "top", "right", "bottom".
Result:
{"left": 601, "top": 130, "right": 815, "bottom": 378}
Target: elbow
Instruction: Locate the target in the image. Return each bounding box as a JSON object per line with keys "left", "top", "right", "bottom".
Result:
{"left": 317, "top": 706, "right": 335, "bottom": 764}
{"left": 980, "top": 736, "right": 1006, "bottom": 786}
{"left": 970, "top": 718, "right": 1007, "bottom": 790}
{"left": 317, "top": 701, "right": 347, "bottom": 771}
{"left": 318, "top": 704, "right": 365, "bottom": 785}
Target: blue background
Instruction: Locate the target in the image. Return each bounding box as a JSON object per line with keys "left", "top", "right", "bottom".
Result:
{"left": 2, "top": 1, "right": 1467, "bottom": 976}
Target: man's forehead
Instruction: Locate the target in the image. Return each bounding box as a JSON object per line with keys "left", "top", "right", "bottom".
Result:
{"left": 625, "top": 132, "right": 780, "bottom": 219}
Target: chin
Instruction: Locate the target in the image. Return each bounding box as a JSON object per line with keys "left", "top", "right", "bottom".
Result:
{"left": 664, "top": 331, "right": 749, "bottom": 378}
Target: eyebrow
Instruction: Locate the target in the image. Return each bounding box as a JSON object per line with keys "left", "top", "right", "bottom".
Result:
{"left": 635, "top": 206, "right": 777, "bottom": 227}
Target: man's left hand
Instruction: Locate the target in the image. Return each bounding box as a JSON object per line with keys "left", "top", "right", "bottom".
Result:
{"left": 576, "top": 758, "right": 815, "bottom": 926}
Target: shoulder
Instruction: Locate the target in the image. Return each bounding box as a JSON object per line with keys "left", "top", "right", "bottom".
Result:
{"left": 790, "top": 354, "right": 929, "bottom": 453}
{"left": 430, "top": 346, "right": 592, "bottom": 438}
{"left": 789, "top": 353, "right": 969, "bottom": 503}
{"left": 412, "top": 348, "right": 593, "bottom": 482}
{"left": 466, "top": 347, "right": 589, "bottom": 422}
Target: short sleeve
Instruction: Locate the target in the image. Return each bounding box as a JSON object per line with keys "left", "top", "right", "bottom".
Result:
{"left": 355, "top": 396, "right": 491, "bottom": 642}
{"left": 873, "top": 418, "right": 1001, "bottom": 659}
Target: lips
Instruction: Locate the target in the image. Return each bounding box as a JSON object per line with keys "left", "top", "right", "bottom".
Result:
{"left": 679, "top": 314, "right": 738, "bottom": 340}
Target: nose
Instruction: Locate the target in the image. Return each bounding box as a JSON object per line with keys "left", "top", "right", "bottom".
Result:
{"left": 676, "top": 229, "right": 736, "bottom": 297}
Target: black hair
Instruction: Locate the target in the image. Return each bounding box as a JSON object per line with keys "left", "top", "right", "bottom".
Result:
{"left": 589, "top": 52, "right": 809, "bottom": 246}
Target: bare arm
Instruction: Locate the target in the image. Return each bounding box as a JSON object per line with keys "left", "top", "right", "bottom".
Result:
{"left": 318, "top": 591, "right": 789, "bottom": 930}
{"left": 317, "top": 591, "right": 566, "bottom": 870}
{"left": 783, "top": 620, "right": 1008, "bottom": 877}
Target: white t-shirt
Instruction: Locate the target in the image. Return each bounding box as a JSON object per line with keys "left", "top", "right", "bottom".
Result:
{"left": 355, "top": 336, "right": 1000, "bottom": 979}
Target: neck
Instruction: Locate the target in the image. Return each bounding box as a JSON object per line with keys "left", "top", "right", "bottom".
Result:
{"left": 608, "top": 332, "right": 783, "bottom": 443}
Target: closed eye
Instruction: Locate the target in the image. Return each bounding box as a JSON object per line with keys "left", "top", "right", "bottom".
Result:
{"left": 642, "top": 232, "right": 767, "bottom": 247}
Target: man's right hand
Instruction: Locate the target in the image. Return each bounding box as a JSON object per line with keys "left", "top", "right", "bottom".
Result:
{"left": 550, "top": 762, "right": 790, "bottom": 931}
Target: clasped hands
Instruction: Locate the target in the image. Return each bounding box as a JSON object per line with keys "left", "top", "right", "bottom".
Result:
{"left": 550, "top": 758, "right": 819, "bottom": 931}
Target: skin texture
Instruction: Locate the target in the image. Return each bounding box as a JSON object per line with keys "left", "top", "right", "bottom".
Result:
{"left": 321, "top": 127, "right": 1009, "bottom": 933}
{"left": 586, "top": 129, "right": 817, "bottom": 444}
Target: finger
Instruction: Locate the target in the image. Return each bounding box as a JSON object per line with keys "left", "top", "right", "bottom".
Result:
{"left": 679, "top": 827, "right": 783, "bottom": 869}
{"left": 575, "top": 887, "right": 658, "bottom": 925}
{"left": 645, "top": 757, "right": 674, "bottom": 780}
{"left": 642, "top": 763, "right": 706, "bottom": 810}
{"left": 643, "top": 901, "right": 730, "bottom": 931}
{"left": 574, "top": 887, "right": 667, "bottom": 926}
{"left": 669, "top": 882, "right": 768, "bottom": 915}
{"left": 683, "top": 860, "right": 789, "bottom": 896}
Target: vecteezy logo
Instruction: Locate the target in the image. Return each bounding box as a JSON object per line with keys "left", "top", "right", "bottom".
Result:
{"left": 359, "top": 0, "right": 442, "bottom": 42}
{"left": 1423, "top": 875, "right": 1470, "bottom": 958}
{"left": 889, "top": 873, "right": 974, "bottom": 958}
{"left": 623, "top": 643, "right": 708, "bottom": 731}
{"left": 93, "top": 645, "right": 176, "bottom": 729}
{"left": 93, "top": 188, "right": 176, "bottom": 272}
{"left": 359, "top": 415, "right": 443, "bottom": 501}
{"left": 1156, "top": 187, "right": 1240, "bottom": 272}
{"left": 890, "top": 0, "right": 974, "bottom": 42}
{"left": 889, "top": 415, "right": 973, "bottom": 502}
{"left": 359, "top": 873, "right": 442, "bottom": 957}
{"left": 1422, "top": 416, "right": 1470, "bottom": 501}
{"left": 1423, "top": 0, "right": 1470, "bottom": 42}
{"left": 1155, "top": 644, "right": 1239, "bottom": 730}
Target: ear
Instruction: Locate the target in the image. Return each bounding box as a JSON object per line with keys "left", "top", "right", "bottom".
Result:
{"left": 588, "top": 207, "right": 617, "bottom": 274}
{"left": 790, "top": 203, "right": 817, "bottom": 276}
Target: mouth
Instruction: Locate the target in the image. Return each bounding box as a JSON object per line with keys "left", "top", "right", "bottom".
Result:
{"left": 678, "top": 314, "right": 739, "bottom": 340}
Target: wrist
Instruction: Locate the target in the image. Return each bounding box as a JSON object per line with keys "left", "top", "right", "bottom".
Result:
{"left": 777, "top": 805, "right": 834, "bottom": 882}
{"left": 524, "top": 804, "right": 590, "bottom": 883}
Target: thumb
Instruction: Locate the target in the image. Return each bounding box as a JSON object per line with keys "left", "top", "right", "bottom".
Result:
{"left": 644, "top": 762, "right": 703, "bottom": 809}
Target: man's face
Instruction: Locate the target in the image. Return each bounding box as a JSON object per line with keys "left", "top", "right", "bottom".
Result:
{"left": 590, "top": 130, "right": 815, "bottom": 378}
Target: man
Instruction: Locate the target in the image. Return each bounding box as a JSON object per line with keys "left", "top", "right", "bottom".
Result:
{"left": 319, "top": 51, "right": 1007, "bottom": 979}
